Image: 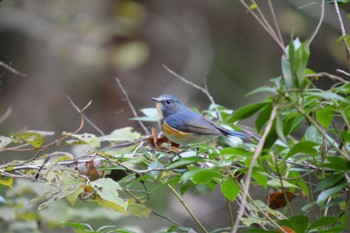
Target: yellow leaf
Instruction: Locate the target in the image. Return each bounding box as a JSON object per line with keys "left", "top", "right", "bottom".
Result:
{"left": 93, "top": 196, "right": 127, "bottom": 214}
{"left": 127, "top": 199, "right": 152, "bottom": 218}
{"left": 90, "top": 178, "right": 128, "bottom": 214}
{"left": 0, "top": 178, "right": 13, "bottom": 188}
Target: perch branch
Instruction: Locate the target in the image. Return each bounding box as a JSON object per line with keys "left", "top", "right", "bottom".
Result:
{"left": 162, "top": 65, "right": 222, "bottom": 121}
{"left": 115, "top": 78, "right": 150, "bottom": 136}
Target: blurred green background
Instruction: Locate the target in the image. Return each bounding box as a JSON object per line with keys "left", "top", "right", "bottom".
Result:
{"left": 0, "top": 0, "right": 349, "bottom": 232}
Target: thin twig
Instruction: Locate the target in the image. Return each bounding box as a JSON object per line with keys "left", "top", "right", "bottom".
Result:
{"left": 0, "top": 101, "right": 90, "bottom": 153}
{"left": 162, "top": 65, "right": 222, "bottom": 121}
{"left": 0, "top": 61, "right": 27, "bottom": 77}
{"left": 0, "top": 107, "right": 12, "bottom": 125}
{"left": 267, "top": 0, "right": 283, "bottom": 45}
{"left": 66, "top": 95, "right": 105, "bottom": 136}
{"left": 232, "top": 105, "right": 279, "bottom": 233}
{"left": 251, "top": 0, "right": 279, "bottom": 39}
{"left": 333, "top": 0, "right": 350, "bottom": 69}
{"left": 239, "top": 0, "right": 287, "bottom": 57}
{"left": 337, "top": 69, "right": 350, "bottom": 77}
{"left": 123, "top": 188, "right": 182, "bottom": 227}
{"left": 167, "top": 184, "right": 208, "bottom": 233}
{"left": 308, "top": 0, "right": 325, "bottom": 46}
{"left": 115, "top": 78, "right": 150, "bottom": 136}
{"left": 306, "top": 72, "right": 349, "bottom": 83}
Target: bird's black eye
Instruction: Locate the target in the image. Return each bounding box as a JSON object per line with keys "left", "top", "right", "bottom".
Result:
{"left": 166, "top": 100, "right": 171, "bottom": 105}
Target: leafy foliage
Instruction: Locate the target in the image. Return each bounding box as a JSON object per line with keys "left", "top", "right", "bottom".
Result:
{"left": 1, "top": 2, "right": 350, "bottom": 233}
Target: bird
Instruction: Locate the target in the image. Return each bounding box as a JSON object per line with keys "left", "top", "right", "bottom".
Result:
{"left": 151, "top": 94, "right": 247, "bottom": 145}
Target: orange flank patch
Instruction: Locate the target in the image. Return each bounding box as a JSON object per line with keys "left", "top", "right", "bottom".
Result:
{"left": 162, "top": 121, "right": 192, "bottom": 137}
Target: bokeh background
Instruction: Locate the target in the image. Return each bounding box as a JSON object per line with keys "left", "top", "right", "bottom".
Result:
{"left": 0, "top": 0, "right": 349, "bottom": 232}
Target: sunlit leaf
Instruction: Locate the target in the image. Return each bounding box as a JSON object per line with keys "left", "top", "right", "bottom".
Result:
{"left": 317, "top": 180, "right": 347, "bottom": 205}
{"left": 286, "top": 141, "right": 318, "bottom": 159}
{"left": 90, "top": 178, "right": 128, "bottom": 213}
{"left": 127, "top": 199, "right": 152, "bottom": 218}
{"left": 99, "top": 127, "right": 141, "bottom": 142}
{"left": 315, "top": 173, "right": 345, "bottom": 192}
{"left": 267, "top": 179, "right": 299, "bottom": 189}
{"left": 34, "top": 184, "right": 84, "bottom": 211}
{"left": 131, "top": 108, "right": 158, "bottom": 122}
{"left": 305, "top": 125, "right": 323, "bottom": 144}
{"left": 317, "top": 106, "right": 334, "bottom": 129}
{"left": 66, "top": 133, "right": 100, "bottom": 148}
{"left": 11, "top": 130, "right": 54, "bottom": 148}
{"left": 221, "top": 177, "right": 240, "bottom": 201}
{"left": 61, "top": 175, "right": 85, "bottom": 206}
{"left": 0, "top": 136, "right": 12, "bottom": 147}
{"left": 0, "top": 178, "right": 13, "bottom": 188}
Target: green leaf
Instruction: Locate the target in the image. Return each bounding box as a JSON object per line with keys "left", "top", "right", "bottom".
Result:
{"left": 324, "top": 156, "right": 350, "bottom": 171}
{"left": 61, "top": 175, "right": 85, "bottom": 206}
{"left": 305, "top": 91, "right": 348, "bottom": 103}
{"left": 0, "top": 178, "right": 13, "bottom": 188}
{"left": 99, "top": 127, "right": 141, "bottom": 142}
{"left": 62, "top": 222, "right": 93, "bottom": 230}
{"left": 67, "top": 133, "right": 100, "bottom": 148}
{"left": 245, "top": 86, "right": 276, "bottom": 96}
{"left": 90, "top": 178, "right": 128, "bottom": 213}
{"left": 281, "top": 53, "right": 293, "bottom": 88}
{"left": 256, "top": 104, "right": 272, "bottom": 133}
{"left": 249, "top": 3, "right": 257, "bottom": 10}
{"left": 317, "top": 180, "right": 347, "bottom": 204}
{"left": 315, "top": 173, "right": 345, "bottom": 192}
{"left": 251, "top": 172, "right": 268, "bottom": 188}
{"left": 11, "top": 130, "right": 54, "bottom": 148}
{"left": 284, "top": 114, "right": 304, "bottom": 135}
{"left": 34, "top": 184, "right": 84, "bottom": 211}
{"left": 317, "top": 106, "right": 334, "bottom": 129}
{"left": 304, "top": 125, "right": 323, "bottom": 144}
{"left": 228, "top": 101, "right": 270, "bottom": 123}
{"left": 180, "top": 168, "right": 221, "bottom": 184}
{"left": 286, "top": 141, "right": 319, "bottom": 159}
{"left": 166, "top": 157, "right": 208, "bottom": 169}
{"left": 275, "top": 114, "right": 286, "bottom": 143}
{"left": 267, "top": 179, "right": 299, "bottom": 189}
{"left": 221, "top": 177, "right": 240, "bottom": 201}
{"left": 308, "top": 216, "right": 339, "bottom": 230}
{"left": 131, "top": 108, "right": 158, "bottom": 122}
{"left": 288, "top": 38, "right": 310, "bottom": 88}
{"left": 279, "top": 215, "right": 309, "bottom": 233}
{"left": 247, "top": 200, "right": 286, "bottom": 219}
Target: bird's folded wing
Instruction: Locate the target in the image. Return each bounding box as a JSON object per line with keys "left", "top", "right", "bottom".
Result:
{"left": 186, "top": 119, "right": 223, "bottom": 136}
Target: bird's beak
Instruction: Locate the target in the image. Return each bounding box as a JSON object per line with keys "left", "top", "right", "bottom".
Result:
{"left": 151, "top": 97, "right": 160, "bottom": 103}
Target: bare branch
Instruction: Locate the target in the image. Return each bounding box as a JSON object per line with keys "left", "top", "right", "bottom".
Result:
{"left": 115, "top": 78, "right": 150, "bottom": 136}
{"left": 333, "top": 0, "right": 350, "bottom": 69}
{"left": 162, "top": 65, "right": 222, "bottom": 121}
{"left": 306, "top": 72, "right": 349, "bottom": 84}
{"left": 0, "top": 61, "right": 27, "bottom": 77}
{"left": 239, "top": 0, "right": 287, "bottom": 57}
{"left": 268, "top": 0, "right": 284, "bottom": 45}
{"left": 337, "top": 69, "right": 350, "bottom": 77}
{"left": 66, "top": 95, "right": 105, "bottom": 136}
{"left": 308, "top": 0, "right": 325, "bottom": 46}
{"left": 232, "top": 105, "right": 279, "bottom": 233}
